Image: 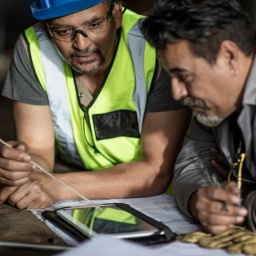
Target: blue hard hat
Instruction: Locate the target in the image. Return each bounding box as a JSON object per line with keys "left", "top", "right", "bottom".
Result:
{"left": 30, "top": 0, "right": 105, "bottom": 20}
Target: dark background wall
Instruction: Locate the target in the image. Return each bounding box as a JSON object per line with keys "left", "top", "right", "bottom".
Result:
{"left": 239, "top": 0, "right": 256, "bottom": 24}
{"left": 0, "top": 0, "right": 155, "bottom": 54}
{"left": 0, "top": 0, "right": 35, "bottom": 54}
{"left": 0, "top": 0, "right": 255, "bottom": 56}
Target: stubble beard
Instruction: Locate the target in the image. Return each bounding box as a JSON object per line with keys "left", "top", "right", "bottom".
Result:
{"left": 69, "top": 49, "right": 105, "bottom": 74}
{"left": 193, "top": 111, "right": 224, "bottom": 127}
{"left": 183, "top": 97, "right": 224, "bottom": 127}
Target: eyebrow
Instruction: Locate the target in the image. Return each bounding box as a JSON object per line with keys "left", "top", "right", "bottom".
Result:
{"left": 50, "top": 14, "right": 106, "bottom": 27}
{"left": 169, "top": 67, "right": 188, "bottom": 74}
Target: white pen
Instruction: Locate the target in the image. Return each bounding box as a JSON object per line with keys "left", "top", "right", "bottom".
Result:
{"left": 0, "top": 138, "right": 102, "bottom": 210}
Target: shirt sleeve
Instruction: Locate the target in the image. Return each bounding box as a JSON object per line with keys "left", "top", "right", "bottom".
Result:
{"left": 145, "top": 67, "right": 184, "bottom": 112}
{"left": 173, "top": 118, "right": 219, "bottom": 218}
{"left": 1, "top": 35, "right": 49, "bottom": 105}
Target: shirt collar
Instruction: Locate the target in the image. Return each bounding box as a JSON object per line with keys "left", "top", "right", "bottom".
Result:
{"left": 242, "top": 55, "right": 256, "bottom": 106}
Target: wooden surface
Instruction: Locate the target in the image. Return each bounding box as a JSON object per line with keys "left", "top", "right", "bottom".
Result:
{"left": 0, "top": 203, "right": 69, "bottom": 256}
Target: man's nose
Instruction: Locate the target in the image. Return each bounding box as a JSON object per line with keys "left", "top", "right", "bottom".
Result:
{"left": 171, "top": 78, "right": 188, "bottom": 100}
{"left": 73, "top": 31, "right": 91, "bottom": 49}
{"left": 72, "top": 30, "right": 88, "bottom": 40}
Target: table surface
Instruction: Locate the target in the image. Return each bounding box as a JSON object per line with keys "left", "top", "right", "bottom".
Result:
{"left": 0, "top": 203, "right": 69, "bottom": 256}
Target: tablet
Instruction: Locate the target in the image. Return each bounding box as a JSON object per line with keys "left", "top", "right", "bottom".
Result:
{"left": 54, "top": 203, "right": 175, "bottom": 241}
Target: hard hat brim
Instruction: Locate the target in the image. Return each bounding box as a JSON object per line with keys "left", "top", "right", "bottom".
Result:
{"left": 31, "top": 0, "right": 104, "bottom": 20}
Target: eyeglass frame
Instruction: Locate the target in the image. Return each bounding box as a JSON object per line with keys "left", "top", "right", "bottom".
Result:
{"left": 47, "top": 5, "right": 115, "bottom": 42}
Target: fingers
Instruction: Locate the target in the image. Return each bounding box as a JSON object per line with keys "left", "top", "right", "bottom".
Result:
{"left": 13, "top": 142, "right": 30, "bottom": 153}
{"left": 0, "top": 168, "right": 33, "bottom": 186}
{"left": 0, "top": 141, "right": 34, "bottom": 186}
{"left": 200, "top": 215, "right": 247, "bottom": 235}
{"left": 223, "top": 181, "right": 240, "bottom": 195}
{"left": 204, "top": 225, "right": 233, "bottom": 235}
{"left": 1, "top": 180, "right": 54, "bottom": 209}
{"left": 198, "top": 184, "right": 240, "bottom": 205}
{"left": 200, "top": 208, "right": 246, "bottom": 230}
{"left": 195, "top": 186, "right": 247, "bottom": 235}
{"left": 0, "top": 141, "right": 31, "bottom": 162}
{"left": 0, "top": 186, "right": 18, "bottom": 204}
{"left": 8, "top": 181, "right": 40, "bottom": 209}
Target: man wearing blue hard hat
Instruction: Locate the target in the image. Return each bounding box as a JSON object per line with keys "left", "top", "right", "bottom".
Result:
{"left": 0, "top": 0, "right": 191, "bottom": 208}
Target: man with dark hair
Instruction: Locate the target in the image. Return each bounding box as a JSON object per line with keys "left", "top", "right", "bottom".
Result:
{"left": 0, "top": 0, "right": 191, "bottom": 209}
{"left": 141, "top": 0, "right": 256, "bottom": 234}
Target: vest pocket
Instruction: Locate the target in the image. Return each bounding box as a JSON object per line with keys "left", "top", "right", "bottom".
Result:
{"left": 93, "top": 110, "right": 140, "bottom": 140}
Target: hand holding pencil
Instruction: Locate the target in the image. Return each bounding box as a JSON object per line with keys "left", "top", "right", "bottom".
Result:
{"left": 191, "top": 181, "right": 248, "bottom": 235}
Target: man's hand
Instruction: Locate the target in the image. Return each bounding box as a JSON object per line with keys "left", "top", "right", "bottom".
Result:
{"left": 0, "top": 141, "right": 35, "bottom": 186}
{"left": 189, "top": 182, "right": 248, "bottom": 235}
{"left": 0, "top": 172, "right": 55, "bottom": 209}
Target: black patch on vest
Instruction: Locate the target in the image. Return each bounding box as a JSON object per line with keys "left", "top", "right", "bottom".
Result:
{"left": 93, "top": 110, "right": 140, "bottom": 140}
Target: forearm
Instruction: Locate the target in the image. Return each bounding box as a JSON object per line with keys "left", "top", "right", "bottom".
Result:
{"left": 173, "top": 118, "right": 218, "bottom": 217}
{"left": 30, "top": 153, "right": 54, "bottom": 173}
{"left": 37, "top": 160, "right": 171, "bottom": 201}
{"left": 188, "top": 191, "right": 199, "bottom": 219}
{"left": 13, "top": 102, "right": 56, "bottom": 173}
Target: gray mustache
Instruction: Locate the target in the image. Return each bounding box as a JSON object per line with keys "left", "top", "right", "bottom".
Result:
{"left": 71, "top": 49, "right": 99, "bottom": 57}
{"left": 182, "top": 97, "right": 206, "bottom": 108}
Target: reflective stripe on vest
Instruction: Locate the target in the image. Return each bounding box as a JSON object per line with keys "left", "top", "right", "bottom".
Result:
{"left": 128, "top": 21, "right": 147, "bottom": 133}
{"left": 26, "top": 23, "right": 84, "bottom": 167}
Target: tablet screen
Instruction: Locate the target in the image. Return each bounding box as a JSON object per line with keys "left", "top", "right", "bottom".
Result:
{"left": 56, "top": 204, "right": 163, "bottom": 239}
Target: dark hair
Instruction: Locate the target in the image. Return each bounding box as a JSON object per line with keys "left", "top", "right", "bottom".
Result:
{"left": 140, "top": 0, "right": 256, "bottom": 64}
{"left": 107, "top": 0, "right": 126, "bottom": 17}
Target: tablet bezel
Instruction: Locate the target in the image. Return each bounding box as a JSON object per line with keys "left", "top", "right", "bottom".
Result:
{"left": 55, "top": 204, "right": 164, "bottom": 239}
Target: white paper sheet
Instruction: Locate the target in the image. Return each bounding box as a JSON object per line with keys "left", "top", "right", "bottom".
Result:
{"left": 55, "top": 235, "right": 246, "bottom": 256}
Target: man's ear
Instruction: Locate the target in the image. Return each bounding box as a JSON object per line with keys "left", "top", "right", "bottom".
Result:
{"left": 112, "top": 2, "right": 123, "bottom": 29}
{"left": 219, "top": 40, "right": 240, "bottom": 72}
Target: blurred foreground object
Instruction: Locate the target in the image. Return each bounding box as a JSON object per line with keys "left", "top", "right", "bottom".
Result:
{"left": 176, "top": 226, "right": 256, "bottom": 255}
